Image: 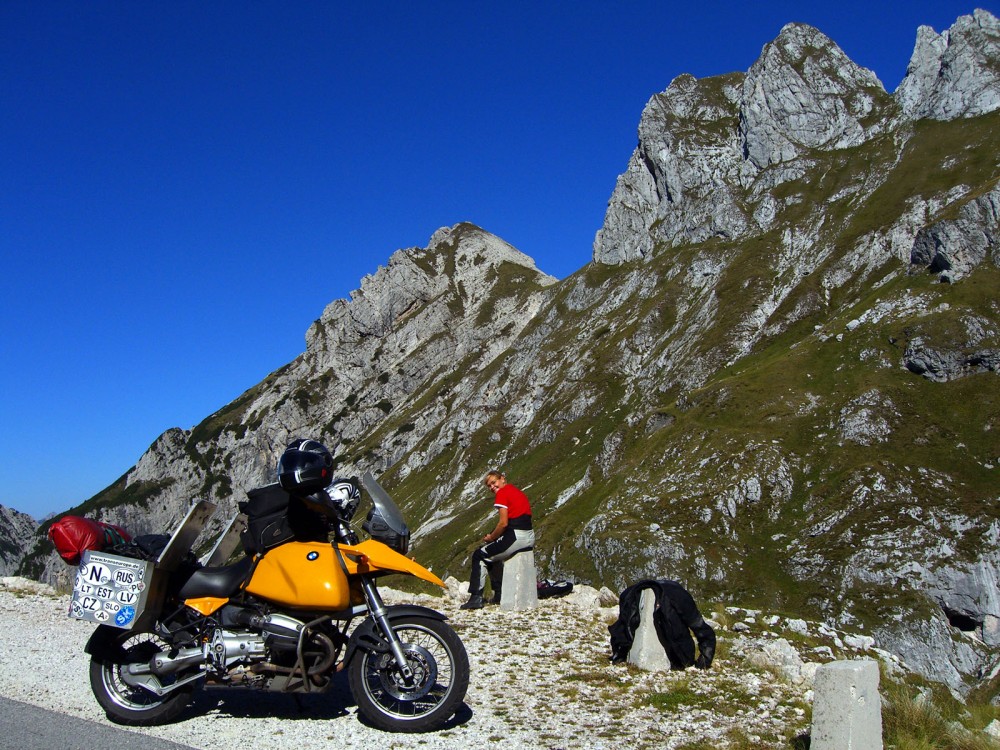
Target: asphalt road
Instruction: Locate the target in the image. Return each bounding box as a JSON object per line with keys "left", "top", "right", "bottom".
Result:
{"left": 0, "top": 696, "right": 197, "bottom": 750}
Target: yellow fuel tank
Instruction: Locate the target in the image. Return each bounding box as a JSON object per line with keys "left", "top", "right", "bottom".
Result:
{"left": 244, "top": 542, "right": 351, "bottom": 609}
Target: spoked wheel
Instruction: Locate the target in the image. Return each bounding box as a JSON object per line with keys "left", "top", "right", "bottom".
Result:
{"left": 88, "top": 627, "right": 195, "bottom": 726}
{"left": 348, "top": 615, "right": 469, "bottom": 732}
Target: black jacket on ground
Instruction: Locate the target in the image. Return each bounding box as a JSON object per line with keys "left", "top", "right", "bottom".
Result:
{"left": 608, "top": 579, "right": 716, "bottom": 669}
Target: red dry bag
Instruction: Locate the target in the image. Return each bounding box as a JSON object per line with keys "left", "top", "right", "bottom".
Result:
{"left": 48, "top": 515, "right": 132, "bottom": 565}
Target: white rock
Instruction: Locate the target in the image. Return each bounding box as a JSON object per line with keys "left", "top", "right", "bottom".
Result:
{"left": 984, "top": 719, "right": 1000, "bottom": 738}
{"left": 844, "top": 633, "right": 876, "bottom": 651}
{"left": 786, "top": 618, "right": 809, "bottom": 635}
{"left": 564, "top": 583, "right": 602, "bottom": 609}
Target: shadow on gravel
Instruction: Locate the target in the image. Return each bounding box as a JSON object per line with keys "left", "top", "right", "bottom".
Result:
{"left": 179, "top": 671, "right": 472, "bottom": 735}
{"left": 185, "top": 670, "right": 355, "bottom": 722}
{"left": 354, "top": 701, "right": 473, "bottom": 733}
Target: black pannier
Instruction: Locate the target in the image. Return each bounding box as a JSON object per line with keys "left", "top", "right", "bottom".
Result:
{"left": 239, "top": 483, "right": 328, "bottom": 555}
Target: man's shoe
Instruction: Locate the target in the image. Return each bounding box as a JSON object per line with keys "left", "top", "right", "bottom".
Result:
{"left": 488, "top": 593, "right": 501, "bottom": 605}
{"left": 460, "top": 595, "right": 484, "bottom": 610}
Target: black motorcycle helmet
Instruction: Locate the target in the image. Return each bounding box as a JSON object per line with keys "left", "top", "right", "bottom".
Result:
{"left": 277, "top": 438, "right": 334, "bottom": 495}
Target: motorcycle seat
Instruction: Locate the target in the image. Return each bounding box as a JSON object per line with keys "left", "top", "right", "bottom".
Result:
{"left": 179, "top": 555, "right": 254, "bottom": 600}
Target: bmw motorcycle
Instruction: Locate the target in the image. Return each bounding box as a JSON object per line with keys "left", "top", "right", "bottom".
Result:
{"left": 69, "top": 472, "right": 469, "bottom": 733}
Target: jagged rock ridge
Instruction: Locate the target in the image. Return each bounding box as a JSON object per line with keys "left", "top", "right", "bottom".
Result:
{"left": 898, "top": 9, "right": 1000, "bottom": 120}
{"left": 16, "top": 11, "right": 1000, "bottom": 698}
{"left": 0, "top": 505, "right": 36, "bottom": 576}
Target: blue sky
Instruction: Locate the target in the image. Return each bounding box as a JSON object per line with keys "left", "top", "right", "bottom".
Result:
{"left": 1, "top": 1, "right": 992, "bottom": 520}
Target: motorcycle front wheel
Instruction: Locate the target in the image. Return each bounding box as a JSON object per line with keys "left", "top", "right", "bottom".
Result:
{"left": 348, "top": 615, "right": 469, "bottom": 732}
{"left": 89, "top": 627, "right": 195, "bottom": 726}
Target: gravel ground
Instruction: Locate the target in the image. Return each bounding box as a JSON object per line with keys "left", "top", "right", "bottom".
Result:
{"left": 1, "top": 576, "right": 816, "bottom": 749}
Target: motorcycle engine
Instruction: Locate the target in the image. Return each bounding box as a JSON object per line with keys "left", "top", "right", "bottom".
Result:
{"left": 208, "top": 611, "right": 305, "bottom": 671}
{"left": 209, "top": 628, "right": 267, "bottom": 672}
{"left": 207, "top": 610, "right": 337, "bottom": 689}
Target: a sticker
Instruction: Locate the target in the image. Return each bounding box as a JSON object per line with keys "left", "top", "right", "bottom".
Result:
{"left": 115, "top": 606, "right": 136, "bottom": 627}
{"left": 117, "top": 590, "right": 140, "bottom": 605}
{"left": 112, "top": 569, "right": 138, "bottom": 587}
{"left": 81, "top": 562, "right": 112, "bottom": 586}
{"left": 78, "top": 596, "right": 102, "bottom": 612}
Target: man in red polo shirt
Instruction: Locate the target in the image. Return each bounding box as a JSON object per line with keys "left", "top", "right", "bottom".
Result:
{"left": 461, "top": 471, "right": 535, "bottom": 610}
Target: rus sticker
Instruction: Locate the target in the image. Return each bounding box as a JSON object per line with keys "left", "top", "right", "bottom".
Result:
{"left": 112, "top": 568, "right": 139, "bottom": 588}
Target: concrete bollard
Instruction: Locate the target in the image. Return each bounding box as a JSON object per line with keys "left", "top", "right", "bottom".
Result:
{"left": 811, "top": 660, "right": 883, "bottom": 750}
{"left": 500, "top": 550, "right": 538, "bottom": 611}
{"left": 628, "top": 588, "right": 670, "bottom": 671}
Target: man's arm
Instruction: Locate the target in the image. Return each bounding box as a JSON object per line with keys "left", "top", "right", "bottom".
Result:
{"left": 485, "top": 507, "right": 509, "bottom": 542}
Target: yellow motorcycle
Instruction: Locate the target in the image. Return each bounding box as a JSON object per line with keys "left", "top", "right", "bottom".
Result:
{"left": 71, "top": 469, "right": 469, "bottom": 733}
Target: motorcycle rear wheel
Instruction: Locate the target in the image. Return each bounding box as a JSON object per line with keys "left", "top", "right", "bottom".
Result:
{"left": 89, "top": 628, "right": 195, "bottom": 726}
{"left": 348, "top": 615, "right": 469, "bottom": 732}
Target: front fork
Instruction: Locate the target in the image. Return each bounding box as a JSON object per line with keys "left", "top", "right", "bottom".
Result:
{"left": 359, "top": 576, "right": 415, "bottom": 683}
{"left": 333, "top": 520, "right": 415, "bottom": 685}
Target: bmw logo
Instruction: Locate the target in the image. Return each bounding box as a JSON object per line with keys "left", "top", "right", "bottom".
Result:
{"left": 306, "top": 551, "right": 319, "bottom": 561}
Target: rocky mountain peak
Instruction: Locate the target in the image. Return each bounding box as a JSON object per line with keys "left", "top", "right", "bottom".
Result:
{"left": 897, "top": 9, "right": 1000, "bottom": 120}
{"left": 305, "top": 222, "right": 556, "bottom": 367}
{"left": 427, "top": 222, "right": 545, "bottom": 273}
{"left": 593, "top": 21, "right": 898, "bottom": 266}
{"left": 593, "top": 11, "right": 1000, "bottom": 268}
{"left": 739, "top": 22, "right": 889, "bottom": 169}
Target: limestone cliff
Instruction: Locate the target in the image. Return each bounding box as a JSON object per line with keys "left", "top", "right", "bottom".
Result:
{"left": 0, "top": 505, "right": 36, "bottom": 576}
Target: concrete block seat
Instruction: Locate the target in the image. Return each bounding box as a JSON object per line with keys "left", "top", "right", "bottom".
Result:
{"left": 499, "top": 548, "right": 538, "bottom": 611}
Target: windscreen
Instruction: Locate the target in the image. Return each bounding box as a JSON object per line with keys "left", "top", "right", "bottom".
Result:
{"left": 360, "top": 472, "right": 409, "bottom": 538}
